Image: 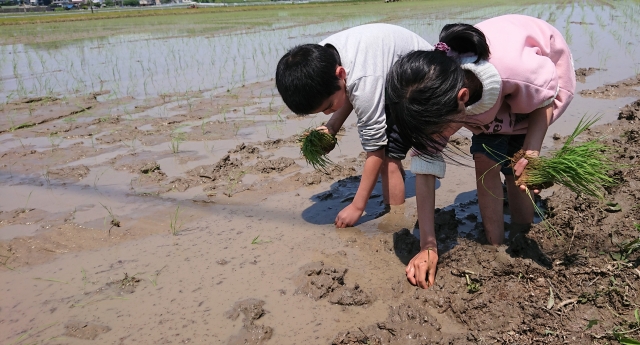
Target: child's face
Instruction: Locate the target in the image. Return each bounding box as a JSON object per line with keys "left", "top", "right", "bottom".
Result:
{"left": 316, "top": 82, "right": 347, "bottom": 115}
{"left": 313, "top": 66, "right": 347, "bottom": 115}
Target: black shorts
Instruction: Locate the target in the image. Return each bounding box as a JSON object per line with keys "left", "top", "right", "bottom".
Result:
{"left": 384, "top": 105, "right": 411, "bottom": 160}
{"left": 469, "top": 133, "right": 526, "bottom": 176}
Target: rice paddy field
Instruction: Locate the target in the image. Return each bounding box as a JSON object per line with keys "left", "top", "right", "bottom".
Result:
{"left": 1, "top": 0, "right": 640, "bottom": 343}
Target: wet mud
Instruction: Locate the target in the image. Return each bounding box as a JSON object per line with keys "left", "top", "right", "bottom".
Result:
{"left": 580, "top": 74, "right": 640, "bottom": 99}
{"left": 575, "top": 67, "right": 602, "bottom": 83}
{"left": 329, "top": 111, "right": 640, "bottom": 344}
{"left": 294, "top": 261, "right": 375, "bottom": 306}
{"left": 63, "top": 321, "right": 112, "bottom": 340}
{"left": 225, "top": 299, "right": 273, "bottom": 345}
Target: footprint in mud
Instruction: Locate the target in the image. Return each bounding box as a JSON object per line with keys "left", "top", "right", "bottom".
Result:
{"left": 332, "top": 290, "right": 448, "bottom": 345}
{"left": 225, "top": 298, "right": 273, "bottom": 345}
{"left": 63, "top": 321, "right": 111, "bottom": 340}
{"left": 294, "top": 262, "right": 375, "bottom": 306}
{"left": 253, "top": 157, "right": 296, "bottom": 174}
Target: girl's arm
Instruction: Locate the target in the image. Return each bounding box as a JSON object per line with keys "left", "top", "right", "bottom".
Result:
{"left": 406, "top": 173, "right": 438, "bottom": 289}
{"left": 513, "top": 104, "right": 554, "bottom": 190}
{"left": 335, "top": 149, "right": 383, "bottom": 228}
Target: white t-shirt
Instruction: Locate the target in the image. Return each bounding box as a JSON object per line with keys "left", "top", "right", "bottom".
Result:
{"left": 320, "top": 23, "right": 432, "bottom": 152}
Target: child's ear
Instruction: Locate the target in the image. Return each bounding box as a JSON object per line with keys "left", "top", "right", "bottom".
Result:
{"left": 457, "top": 88, "right": 470, "bottom": 105}
{"left": 335, "top": 66, "right": 347, "bottom": 80}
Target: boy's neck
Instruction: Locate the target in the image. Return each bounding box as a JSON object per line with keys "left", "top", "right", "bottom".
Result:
{"left": 463, "top": 70, "right": 483, "bottom": 107}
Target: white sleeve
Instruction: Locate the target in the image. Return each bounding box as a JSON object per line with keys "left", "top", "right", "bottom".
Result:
{"left": 411, "top": 153, "right": 446, "bottom": 178}
{"left": 349, "top": 76, "right": 388, "bottom": 152}
{"left": 538, "top": 85, "right": 559, "bottom": 109}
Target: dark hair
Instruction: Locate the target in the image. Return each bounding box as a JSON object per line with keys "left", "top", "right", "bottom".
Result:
{"left": 440, "top": 23, "right": 490, "bottom": 63}
{"left": 385, "top": 23, "right": 490, "bottom": 157}
{"left": 275, "top": 44, "right": 342, "bottom": 115}
{"left": 386, "top": 51, "right": 465, "bottom": 156}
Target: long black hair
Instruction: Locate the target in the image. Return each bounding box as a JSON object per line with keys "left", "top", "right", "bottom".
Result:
{"left": 385, "top": 23, "right": 490, "bottom": 157}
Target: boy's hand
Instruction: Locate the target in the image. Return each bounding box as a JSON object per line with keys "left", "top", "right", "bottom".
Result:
{"left": 406, "top": 248, "right": 438, "bottom": 289}
{"left": 513, "top": 150, "right": 541, "bottom": 194}
{"left": 311, "top": 125, "right": 337, "bottom": 154}
{"left": 335, "top": 203, "right": 364, "bottom": 228}
{"left": 316, "top": 125, "right": 332, "bottom": 135}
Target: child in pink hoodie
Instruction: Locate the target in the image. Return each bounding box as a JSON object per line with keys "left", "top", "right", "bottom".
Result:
{"left": 385, "top": 14, "right": 576, "bottom": 289}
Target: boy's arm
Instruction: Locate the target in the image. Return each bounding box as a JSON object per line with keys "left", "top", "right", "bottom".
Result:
{"left": 324, "top": 99, "right": 354, "bottom": 135}
{"left": 405, "top": 173, "right": 438, "bottom": 289}
{"left": 334, "top": 148, "right": 383, "bottom": 228}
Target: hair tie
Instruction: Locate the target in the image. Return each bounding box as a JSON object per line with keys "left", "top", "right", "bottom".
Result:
{"left": 434, "top": 42, "right": 450, "bottom": 53}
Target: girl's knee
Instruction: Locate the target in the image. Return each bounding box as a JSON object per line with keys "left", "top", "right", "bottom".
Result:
{"left": 473, "top": 153, "right": 502, "bottom": 174}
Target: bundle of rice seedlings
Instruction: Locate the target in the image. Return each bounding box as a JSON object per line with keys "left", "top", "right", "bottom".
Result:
{"left": 511, "top": 115, "right": 618, "bottom": 200}
{"left": 298, "top": 128, "right": 338, "bottom": 171}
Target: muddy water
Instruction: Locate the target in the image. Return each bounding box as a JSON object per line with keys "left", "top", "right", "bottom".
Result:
{"left": 2, "top": 1, "right": 640, "bottom": 344}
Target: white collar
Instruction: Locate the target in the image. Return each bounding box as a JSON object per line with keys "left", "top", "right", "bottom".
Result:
{"left": 459, "top": 56, "right": 501, "bottom": 115}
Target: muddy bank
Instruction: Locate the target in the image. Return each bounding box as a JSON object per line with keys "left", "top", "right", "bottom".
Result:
{"left": 329, "top": 107, "right": 640, "bottom": 344}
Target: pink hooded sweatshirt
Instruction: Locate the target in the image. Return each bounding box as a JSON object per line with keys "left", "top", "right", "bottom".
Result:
{"left": 411, "top": 14, "right": 576, "bottom": 178}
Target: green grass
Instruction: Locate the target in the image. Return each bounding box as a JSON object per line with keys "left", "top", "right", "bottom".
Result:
{"left": 514, "top": 115, "right": 619, "bottom": 200}
{"left": 298, "top": 128, "right": 337, "bottom": 172}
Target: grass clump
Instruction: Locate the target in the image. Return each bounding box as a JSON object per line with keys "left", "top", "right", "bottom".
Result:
{"left": 511, "top": 115, "right": 618, "bottom": 200}
{"left": 298, "top": 128, "right": 337, "bottom": 172}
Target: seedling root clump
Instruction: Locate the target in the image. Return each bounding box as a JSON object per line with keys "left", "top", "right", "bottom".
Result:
{"left": 298, "top": 128, "right": 338, "bottom": 171}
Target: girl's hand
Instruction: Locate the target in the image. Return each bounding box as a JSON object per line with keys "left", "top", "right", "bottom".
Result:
{"left": 405, "top": 248, "right": 438, "bottom": 289}
{"left": 513, "top": 150, "right": 541, "bottom": 194}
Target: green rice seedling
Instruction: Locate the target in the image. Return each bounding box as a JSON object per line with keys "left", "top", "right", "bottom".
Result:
{"left": 121, "top": 137, "right": 138, "bottom": 153}
{"left": 81, "top": 267, "right": 89, "bottom": 291}
{"left": 149, "top": 265, "right": 166, "bottom": 287}
{"left": 100, "top": 203, "right": 120, "bottom": 235}
{"left": 48, "top": 132, "right": 63, "bottom": 151}
{"left": 614, "top": 332, "right": 640, "bottom": 345}
{"left": 611, "top": 238, "right": 640, "bottom": 263}
{"left": 23, "top": 190, "right": 33, "bottom": 212}
{"left": 251, "top": 235, "right": 270, "bottom": 244}
{"left": 43, "top": 167, "right": 51, "bottom": 188}
{"left": 169, "top": 206, "right": 181, "bottom": 236}
{"left": 200, "top": 119, "right": 207, "bottom": 136}
{"left": 0, "top": 253, "right": 16, "bottom": 271}
{"left": 33, "top": 277, "right": 68, "bottom": 284}
{"left": 298, "top": 128, "right": 338, "bottom": 172}
{"left": 94, "top": 169, "right": 108, "bottom": 190}
{"left": 465, "top": 274, "right": 481, "bottom": 293}
{"left": 9, "top": 322, "right": 58, "bottom": 345}
{"left": 511, "top": 115, "right": 618, "bottom": 200}
{"left": 169, "top": 132, "right": 185, "bottom": 154}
